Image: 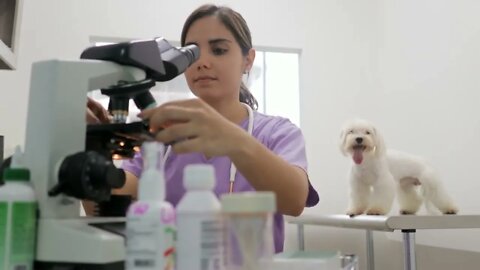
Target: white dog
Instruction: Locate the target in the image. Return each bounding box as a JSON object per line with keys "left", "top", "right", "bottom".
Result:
{"left": 339, "top": 119, "right": 458, "bottom": 217}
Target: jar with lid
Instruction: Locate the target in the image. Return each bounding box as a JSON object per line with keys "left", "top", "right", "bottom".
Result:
{"left": 221, "top": 191, "right": 276, "bottom": 270}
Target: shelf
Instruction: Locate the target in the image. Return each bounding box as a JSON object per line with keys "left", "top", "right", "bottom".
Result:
{"left": 0, "top": 0, "right": 22, "bottom": 70}
{"left": 0, "top": 39, "right": 15, "bottom": 69}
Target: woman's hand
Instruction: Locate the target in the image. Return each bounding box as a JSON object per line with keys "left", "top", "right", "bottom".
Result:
{"left": 139, "top": 99, "right": 248, "bottom": 157}
{"left": 86, "top": 97, "right": 111, "bottom": 124}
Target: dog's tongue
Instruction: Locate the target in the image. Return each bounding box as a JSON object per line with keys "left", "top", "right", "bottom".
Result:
{"left": 353, "top": 149, "right": 363, "bottom": 164}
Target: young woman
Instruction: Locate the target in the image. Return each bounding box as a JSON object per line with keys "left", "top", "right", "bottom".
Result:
{"left": 103, "top": 4, "right": 318, "bottom": 252}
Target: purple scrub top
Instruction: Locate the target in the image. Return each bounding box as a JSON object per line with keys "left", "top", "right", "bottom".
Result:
{"left": 122, "top": 110, "right": 319, "bottom": 253}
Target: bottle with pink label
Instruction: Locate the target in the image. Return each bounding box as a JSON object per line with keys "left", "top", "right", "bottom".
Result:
{"left": 126, "top": 142, "right": 176, "bottom": 270}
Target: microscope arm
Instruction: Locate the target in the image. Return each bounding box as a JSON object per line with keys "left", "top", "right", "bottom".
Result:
{"left": 25, "top": 59, "right": 145, "bottom": 219}
{"left": 24, "top": 38, "right": 199, "bottom": 267}
{"left": 86, "top": 60, "right": 146, "bottom": 91}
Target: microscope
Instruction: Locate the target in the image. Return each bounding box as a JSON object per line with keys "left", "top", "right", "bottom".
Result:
{"left": 24, "top": 37, "right": 199, "bottom": 269}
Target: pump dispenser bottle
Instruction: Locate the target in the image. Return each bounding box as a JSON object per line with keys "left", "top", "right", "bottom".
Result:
{"left": 126, "top": 142, "right": 175, "bottom": 270}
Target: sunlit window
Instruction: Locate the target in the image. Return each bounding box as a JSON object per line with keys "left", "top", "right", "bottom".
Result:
{"left": 248, "top": 50, "right": 300, "bottom": 127}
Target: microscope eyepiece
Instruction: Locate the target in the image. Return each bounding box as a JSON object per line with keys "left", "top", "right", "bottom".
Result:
{"left": 81, "top": 37, "right": 200, "bottom": 82}
{"left": 153, "top": 38, "right": 200, "bottom": 81}
{"left": 179, "top": 44, "right": 200, "bottom": 66}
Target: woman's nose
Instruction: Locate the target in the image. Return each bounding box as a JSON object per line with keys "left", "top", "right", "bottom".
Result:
{"left": 195, "top": 50, "right": 212, "bottom": 70}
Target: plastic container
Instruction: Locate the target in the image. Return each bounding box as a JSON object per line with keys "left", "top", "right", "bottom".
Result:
{"left": 0, "top": 146, "right": 37, "bottom": 270}
{"left": 176, "top": 164, "right": 223, "bottom": 270}
{"left": 126, "top": 142, "right": 175, "bottom": 270}
{"left": 259, "top": 250, "right": 342, "bottom": 270}
{"left": 221, "top": 191, "right": 276, "bottom": 270}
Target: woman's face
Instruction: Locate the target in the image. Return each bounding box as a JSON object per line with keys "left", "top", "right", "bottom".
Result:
{"left": 183, "top": 16, "right": 253, "bottom": 104}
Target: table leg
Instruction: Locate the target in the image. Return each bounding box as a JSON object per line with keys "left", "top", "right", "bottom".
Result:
{"left": 402, "top": 229, "right": 417, "bottom": 270}
{"left": 297, "top": 224, "right": 305, "bottom": 251}
{"left": 366, "top": 230, "right": 375, "bottom": 270}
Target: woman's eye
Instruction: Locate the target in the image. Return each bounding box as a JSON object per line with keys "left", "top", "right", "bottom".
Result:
{"left": 212, "top": 47, "right": 227, "bottom": 55}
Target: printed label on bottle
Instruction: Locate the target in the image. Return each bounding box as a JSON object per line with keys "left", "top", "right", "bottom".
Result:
{"left": 200, "top": 219, "right": 223, "bottom": 270}
{"left": 0, "top": 203, "right": 7, "bottom": 270}
{"left": 161, "top": 204, "right": 176, "bottom": 270}
{"left": 10, "top": 202, "right": 36, "bottom": 270}
{"left": 133, "top": 258, "right": 155, "bottom": 268}
{"left": 126, "top": 203, "right": 176, "bottom": 270}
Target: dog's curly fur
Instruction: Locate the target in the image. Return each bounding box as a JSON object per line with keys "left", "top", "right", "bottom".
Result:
{"left": 340, "top": 119, "right": 458, "bottom": 217}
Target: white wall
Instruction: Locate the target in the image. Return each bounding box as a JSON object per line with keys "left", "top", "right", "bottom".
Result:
{"left": 298, "top": 0, "right": 480, "bottom": 269}
{"left": 1, "top": 0, "right": 480, "bottom": 269}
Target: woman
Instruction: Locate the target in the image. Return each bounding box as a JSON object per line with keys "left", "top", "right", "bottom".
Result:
{"left": 94, "top": 4, "right": 319, "bottom": 253}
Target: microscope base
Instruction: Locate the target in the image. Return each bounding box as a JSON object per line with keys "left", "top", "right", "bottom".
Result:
{"left": 35, "top": 261, "right": 124, "bottom": 270}
{"left": 35, "top": 217, "right": 126, "bottom": 267}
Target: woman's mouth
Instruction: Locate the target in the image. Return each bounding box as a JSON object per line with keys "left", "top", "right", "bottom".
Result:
{"left": 194, "top": 76, "right": 217, "bottom": 83}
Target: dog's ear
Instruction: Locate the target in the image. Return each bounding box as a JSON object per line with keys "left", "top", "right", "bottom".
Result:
{"left": 339, "top": 128, "right": 348, "bottom": 156}
{"left": 372, "top": 127, "right": 386, "bottom": 156}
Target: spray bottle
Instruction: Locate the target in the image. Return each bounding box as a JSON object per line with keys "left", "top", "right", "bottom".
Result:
{"left": 0, "top": 146, "right": 37, "bottom": 270}
{"left": 126, "top": 142, "right": 175, "bottom": 270}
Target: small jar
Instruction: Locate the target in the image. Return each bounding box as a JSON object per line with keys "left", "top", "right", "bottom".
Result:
{"left": 221, "top": 191, "right": 276, "bottom": 270}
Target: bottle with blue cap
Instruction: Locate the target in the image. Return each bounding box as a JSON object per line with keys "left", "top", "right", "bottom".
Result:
{"left": 176, "top": 164, "right": 224, "bottom": 270}
{"left": 0, "top": 145, "right": 37, "bottom": 270}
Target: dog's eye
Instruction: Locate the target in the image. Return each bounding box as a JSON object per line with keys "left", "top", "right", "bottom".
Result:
{"left": 366, "top": 131, "right": 371, "bottom": 135}
{"left": 348, "top": 130, "right": 354, "bottom": 134}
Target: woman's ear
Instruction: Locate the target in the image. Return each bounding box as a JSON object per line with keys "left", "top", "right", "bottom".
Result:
{"left": 244, "top": 48, "right": 256, "bottom": 73}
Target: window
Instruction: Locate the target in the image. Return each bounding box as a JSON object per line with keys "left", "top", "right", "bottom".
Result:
{"left": 89, "top": 37, "right": 301, "bottom": 126}
{"left": 248, "top": 49, "right": 301, "bottom": 127}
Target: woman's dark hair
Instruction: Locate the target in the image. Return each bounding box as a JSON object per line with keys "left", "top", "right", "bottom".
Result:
{"left": 181, "top": 4, "right": 258, "bottom": 110}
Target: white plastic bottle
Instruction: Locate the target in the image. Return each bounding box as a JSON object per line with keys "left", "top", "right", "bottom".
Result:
{"left": 0, "top": 146, "right": 37, "bottom": 270}
{"left": 176, "top": 164, "right": 224, "bottom": 270}
{"left": 126, "top": 142, "right": 176, "bottom": 270}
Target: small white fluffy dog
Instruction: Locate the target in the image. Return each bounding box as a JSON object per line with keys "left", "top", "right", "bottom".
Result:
{"left": 339, "top": 119, "right": 458, "bottom": 216}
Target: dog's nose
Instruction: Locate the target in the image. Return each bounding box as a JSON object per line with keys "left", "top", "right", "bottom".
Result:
{"left": 355, "top": 137, "right": 363, "bottom": 144}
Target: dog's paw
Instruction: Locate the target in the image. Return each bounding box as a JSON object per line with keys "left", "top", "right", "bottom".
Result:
{"left": 399, "top": 210, "right": 417, "bottom": 215}
{"left": 346, "top": 209, "right": 365, "bottom": 217}
{"left": 438, "top": 204, "right": 459, "bottom": 215}
{"left": 443, "top": 208, "right": 458, "bottom": 215}
{"left": 366, "top": 208, "right": 387, "bottom": 215}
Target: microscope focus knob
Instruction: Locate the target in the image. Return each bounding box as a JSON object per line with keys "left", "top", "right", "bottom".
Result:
{"left": 51, "top": 151, "right": 126, "bottom": 202}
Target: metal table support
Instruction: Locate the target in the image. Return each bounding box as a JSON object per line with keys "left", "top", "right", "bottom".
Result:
{"left": 402, "top": 229, "right": 417, "bottom": 270}
{"left": 297, "top": 223, "right": 305, "bottom": 251}
{"left": 287, "top": 214, "right": 480, "bottom": 270}
{"left": 366, "top": 230, "right": 375, "bottom": 270}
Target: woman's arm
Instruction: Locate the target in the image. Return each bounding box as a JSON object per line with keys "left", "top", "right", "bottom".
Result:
{"left": 140, "top": 99, "right": 316, "bottom": 216}
{"left": 141, "top": 99, "right": 312, "bottom": 216}
{"left": 228, "top": 132, "right": 309, "bottom": 216}
{"left": 112, "top": 171, "right": 139, "bottom": 199}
